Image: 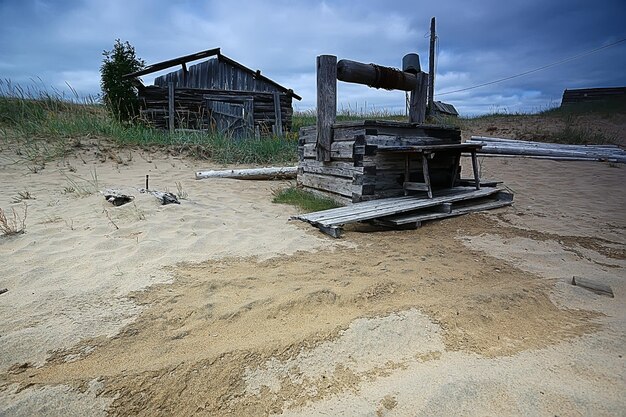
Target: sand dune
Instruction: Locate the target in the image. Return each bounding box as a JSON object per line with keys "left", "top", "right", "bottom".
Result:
{"left": 0, "top": 143, "right": 624, "bottom": 416}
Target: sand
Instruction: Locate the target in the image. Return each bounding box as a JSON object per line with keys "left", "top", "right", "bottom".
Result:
{"left": 0, "top": 141, "right": 624, "bottom": 416}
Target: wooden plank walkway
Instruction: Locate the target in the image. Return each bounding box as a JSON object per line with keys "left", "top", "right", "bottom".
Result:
{"left": 293, "top": 187, "right": 511, "bottom": 237}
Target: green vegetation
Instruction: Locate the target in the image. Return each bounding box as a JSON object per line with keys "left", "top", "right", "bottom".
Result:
{"left": 1, "top": 77, "right": 623, "bottom": 167}
{"left": 0, "top": 80, "right": 298, "bottom": 165}
{"left": 272, "top": 187, "right": 342, "bottom": 212}
{"left": 100, "top": 40, "right": 145, "bottom": 123}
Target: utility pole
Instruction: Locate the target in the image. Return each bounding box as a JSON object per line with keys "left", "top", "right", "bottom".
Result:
{"left": 428, "top": 17, "right": 436, "bottom": 115}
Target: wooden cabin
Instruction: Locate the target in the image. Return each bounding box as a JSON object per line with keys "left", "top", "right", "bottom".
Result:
{"left": 123, "top": 48, "right": 301, "bottom": 137}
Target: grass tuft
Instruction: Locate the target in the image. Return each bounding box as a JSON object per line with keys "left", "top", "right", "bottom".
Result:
{"left": 272, "top": 187, "right": 342, "bottom": 212}
{"left": 0, "top": 203, "right": 27, "bottom": 236}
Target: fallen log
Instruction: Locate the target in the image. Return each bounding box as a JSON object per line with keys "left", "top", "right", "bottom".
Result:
{"left": 195, "top": 166, "right": 297, "bottom": 180}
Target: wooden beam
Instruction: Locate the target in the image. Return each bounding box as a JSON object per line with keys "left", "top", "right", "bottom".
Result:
{"left": 337, "top": 59, "right": 417, "bottom": 91}
{"left": 273, "top": 92, "right": 283, "bottom": 137}
{"left": 317, "top": 55, "right": 337, "bottom": 162}
{"left": 428, "top": 17, "right": 436, "bottom": 112}
{"left": 168, "top": 81, "right": 175, "bottom": 133}
{"left": 409, "top": 72, "right": 428, "bottom": 123}
{"left": 123, "top": 47, "right": 221, "bottom": 79}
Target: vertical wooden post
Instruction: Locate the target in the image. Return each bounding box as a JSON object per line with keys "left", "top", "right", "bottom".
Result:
{"left": 421, "top": 153, "right": 433, "bottom": 199}
{"left": 168, "top": 81, "right": 175, "bottom": 133}
{"left": 316, "top": 55, "right": 337, "bottom": 162}
{"left": 409, "top": 72, "right": 428, "bottom": 123}
{"left": 428, "top": 17, "right": 436, "bottom": 114}
{"left": 272, "top": 92, "right": 283, "bottom": 137}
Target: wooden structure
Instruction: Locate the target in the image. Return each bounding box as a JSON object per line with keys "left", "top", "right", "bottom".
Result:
{"left": 294, "top": 187, "right": 513, "bottom": 238}
{"left": 123, "top": 48, "right": 301, "bottom": 137}
{"left": 297, "top": 53, "right": 481, "bottom": 204}
{"left": 561, "top": 87, "right": 626, "bottom": 106}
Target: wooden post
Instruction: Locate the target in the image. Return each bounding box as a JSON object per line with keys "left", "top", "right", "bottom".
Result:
{"left": 428, "top": 17, "right": 436, "bottom": 114}
{"left": 409, "top": 72, "right": 428, "bottom": 123}
{"left": 168, "top": 81, "right": 175, "bottom": 133}
{"left": 272, "top": 92, "right": 283, "bottom": 137}
{"left": 316, "top": 55, "right": 337, "bottom": 162}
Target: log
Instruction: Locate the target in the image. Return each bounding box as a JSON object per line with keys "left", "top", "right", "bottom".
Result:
{"left": 337, "top": 59, "right": 417, "bottom": 91}
{"left": 571, "top": 276, "right": 614, "bottom": 297}
{"left": 195, "top": 166, "right": 297, "bottom": 180}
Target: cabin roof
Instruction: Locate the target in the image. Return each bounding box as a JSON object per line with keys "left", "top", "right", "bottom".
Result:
{"left": 123, "top": 47, "right": 301, "bottom": 100}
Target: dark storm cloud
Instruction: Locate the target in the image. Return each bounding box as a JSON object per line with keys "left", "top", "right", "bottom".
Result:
{"left": 0, "top": 0, "right": 624, "bottom": 115}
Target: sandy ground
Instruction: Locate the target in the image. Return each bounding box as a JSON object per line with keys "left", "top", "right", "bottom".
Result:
{"left": 0, "top": 140, "right": 624, "bottom": 416}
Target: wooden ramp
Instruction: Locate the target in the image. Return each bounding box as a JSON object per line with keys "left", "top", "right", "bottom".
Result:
{"left": 293, "top": 187, "right": 513, "bottom": 237}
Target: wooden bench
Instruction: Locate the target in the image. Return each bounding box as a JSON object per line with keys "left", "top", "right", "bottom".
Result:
{"left": 377, "top": 143, "right": 483, "bottom": 198}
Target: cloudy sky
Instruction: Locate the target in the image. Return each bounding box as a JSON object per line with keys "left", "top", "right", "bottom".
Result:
{"left": 1, "top": 0, "right": 625, "bottom": 115}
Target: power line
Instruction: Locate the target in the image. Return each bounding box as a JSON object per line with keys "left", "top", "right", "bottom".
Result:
{"left": 435, "top": 37, "right": 626, "bottom": 97}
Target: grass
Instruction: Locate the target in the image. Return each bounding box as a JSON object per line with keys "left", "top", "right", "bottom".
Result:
{"left": 62, "top": 168, "right": 100, "bottom": 197}
{"left": 2, "top": 79, "right": 623, "bottom": 166}
{"left": 0, "top": 203, "right": 27, "bottom": 236}
{"left": 272, "top": 187, "right": 342, "bottom": 212}
{"left": 0, "top": 79, "right": 299, "bottom": 165}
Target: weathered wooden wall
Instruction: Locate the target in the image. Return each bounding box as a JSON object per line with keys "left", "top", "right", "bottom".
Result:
{"left": 154, "top": 58, "right": 285, "bottom": 95}
{"left": 138, "top": 86, "right": 293, "bottom": 134}
{"left": 297, "top": 121, "right": 462, "bottom": 203}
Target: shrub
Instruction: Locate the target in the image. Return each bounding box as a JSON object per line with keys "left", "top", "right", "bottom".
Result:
{"left": 100, "top": 40, "right": 145, "bottom": 123}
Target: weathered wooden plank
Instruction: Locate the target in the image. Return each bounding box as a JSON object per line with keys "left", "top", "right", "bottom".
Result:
{"left": 168, "top": 82, "right": 175, "bottom": 132}
{"left": 380, "top": 191, "right": 513, "bottom": 225}
{"left": 302, "top": 141, "right": 357, "bottom": 159}
{"left": 317, "top": 55, "right": 337, "bottom": 161}
{"left": 409, "top": 72, "right": 428, "bottom": 123}
{"left": 298, "top": 172, "right": 361, "bottom": 198}
{"left": 299, "top": 159, "right": 365, "bottom": 171}
{"left": 299, "top": 187, "right": 500, "bottom": 225}
{"left": 273, "top": 92, "right": 283, "bottom": 136}
{"left": 299, "top": 162, "right": 366, "bottom": 178}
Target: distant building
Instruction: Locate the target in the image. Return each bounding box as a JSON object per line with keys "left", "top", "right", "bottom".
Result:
{"left": 561, "top": 87, "right": 626, "bottom": 106}
{"left": 430, "top": 101, "right": 458, "bottom": 117}
{"left": 124, "top": 48, "right": 301, "bottom": 137}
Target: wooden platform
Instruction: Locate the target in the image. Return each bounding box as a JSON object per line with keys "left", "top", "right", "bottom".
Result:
{"left": 293, "top": 187, "right": 513, "bottom": 238}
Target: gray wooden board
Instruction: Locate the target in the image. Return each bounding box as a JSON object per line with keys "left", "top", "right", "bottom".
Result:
{"left": 298, "top": 173, "right": 361, "bottom": 197}
{"left": 295, "top": 187, "right": 500, "bottom": 226}
{"left": 377, "top": 191, "right": 513, "bottom": 225}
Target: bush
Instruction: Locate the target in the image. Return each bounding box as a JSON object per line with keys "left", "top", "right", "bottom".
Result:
{"left": 100, "top": 40, "right": 145, "bottom": 123}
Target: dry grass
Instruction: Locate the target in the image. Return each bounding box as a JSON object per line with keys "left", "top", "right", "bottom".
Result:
{"left": 0, "top": 203, "right": 27, "bottom": 236}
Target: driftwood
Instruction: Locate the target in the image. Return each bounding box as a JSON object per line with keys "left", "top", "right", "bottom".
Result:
{"left": 139, "top": 189, "right": 180, "bottom": 205}
{"left": 572, "top": 276, "right": 614, "bottom": 297}
{"left": 195, "top": 166, "right": 297, "bottom": 180}
{"left": 102, "top": 190, "right": 135, "bottom": 206}
{"left": 0, "top": 288, "right": 7, "bottom": 295}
